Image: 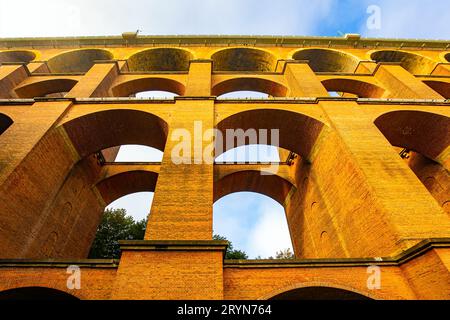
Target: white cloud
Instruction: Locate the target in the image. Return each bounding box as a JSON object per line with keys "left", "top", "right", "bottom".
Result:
{"left": 115, "top": 145, "right": 163, "bottom": 162}
{"left": 0, "top": 0, "right": 334, "bottom": 37}
{"left": 246, "top": 205, "right": 293, "bottom": 258}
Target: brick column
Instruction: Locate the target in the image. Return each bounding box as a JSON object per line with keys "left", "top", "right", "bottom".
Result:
{"left": 282, "top": 61, "right": 328, "bottom": 97}
{"left": 0, "top": 100, "right": 76, "bottom": 258}
{"left": 309, "top": 100, "right": 450, "bottom": 257}
{"left": 66, "top": 61, "right": 119, "bottom": 98}
{"left": 185, "top": 60, "right": 213, "bottom": 96}
{"left": 145, "top": 98, "right": 215, "bottom": 240}
{"left": 374, "top": 63, "right": 444, "bottom": 99}
{"left": 0, "top": 63, "right": 29, "bottom": 98}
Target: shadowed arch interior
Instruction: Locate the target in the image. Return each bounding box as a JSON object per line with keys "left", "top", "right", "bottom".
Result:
{"left": 321, "top": 78, "right": 386, "bottom": 98}
{"left": 127, "top": 48, "right": 193, "bottom": 72}
{"left": 216, "top": 109, "right": 325, "bottom": 160}
{"left": 211, "top": 48, "right": 277, "bottom": 72}
{"left": 0, "top": 113, "right": 13, "bottom": 135}
{"left": 62, "top": 109, "right": 168, "bottom": 158}
{"left": 96, "top": 170, "right": 158, "bottom": 206}
{"left": 0, "top": 50, "right": 36, "bottom": 64}
{"left": 15, "top": 79, "right": 78, "bottom": 98}
{"left": 374, "top": 110, "right": 450, "bottom": 162}
{"left": 47, "top": 49, "right": 113, "bottom": 73}
{"left": 445, "top": 53, "right": 450, "bottom": 62}
{"left": 214, "top": 170, "right": 294, "bottom": 205}
{"left": 422, "top": 80, "right": 450, "bottom": 99}
{"left": 269, "top": 286, "right": 371, "bottom": 300}
{"left": 371, "top": 50, "right": 436, "bottom": 74}
{"left": 0, "top": 287, "right": 79, "bottom": 300}
{"left": 292, "top": 49, "right": 360, "bottom": 73}
{"left": 212, "top": 78, "right": 287, "bottom": 97}
{"left": 111, "top": 77, "right": 185, "bottom": 97}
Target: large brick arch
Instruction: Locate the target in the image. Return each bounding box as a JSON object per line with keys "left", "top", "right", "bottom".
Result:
{"left": 62, "top": 109, "right": 169, "bottom": 158}
{"left": 215, "top": 108, "right": 326, "bottom": 161}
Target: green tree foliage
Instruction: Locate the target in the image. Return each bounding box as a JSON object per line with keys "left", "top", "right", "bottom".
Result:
{"left": 213, "top": 234, "right": 248, "bottom": 260}
{"left": 88, "top": 208, "right": 147, "bottom": 259}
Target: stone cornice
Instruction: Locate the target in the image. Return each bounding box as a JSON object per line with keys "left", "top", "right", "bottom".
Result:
{"left": 0, "top": 34, "right": 449, "bottom": 50}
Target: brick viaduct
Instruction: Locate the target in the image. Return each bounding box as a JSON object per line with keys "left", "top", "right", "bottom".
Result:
{"left": 0, "top": 34, "right": 449, "bottom": 299}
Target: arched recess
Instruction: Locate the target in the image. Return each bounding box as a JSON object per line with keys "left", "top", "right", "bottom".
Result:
{"left": 266, "top": 285, "right": 372, "bottom": 300}
{"left": 321, "top": 78, "right": 386, "bottom": 98}
{"left": 292, "top": 49, "right": 360, "bottom": 73}
{"left": 111, "top": 77, "right": 185, "bottom": 97}
{"left": 212, "top": 78, "right": 287, "bottom": 97}
{"left": 0, "top": 50, "right": 36, "bottom": 64}
{"left": 370, "top": 50, "right": 436, "bottom": 74}
{"left": 375, "top": 111, "right": 450, "bottom": 213}
{"left": 0, "top": 287, "right": 79, "bottom": 300}
{"left": 96, "top": 170, "right": 158, "bottom": 206}
{"left": 211, "top": 48, "right": 277, "bottom": 72}
{"left": 127, "top": 48, "right": 193, "bottom": 72}
{"left": 62, "top": 109, "right": 168, "bottom": 158}
{"left": 216, "top": 109, "right": 326, "bottom": 161}
{"left": 15, "top": 79, "right": 78, "bottom": 98}
{"left": 47, "top": 49, "right": 113, "bottom": 73}
{"left": 422, "top": 80, "right": 450, "bottom": 99}
{"left": 0, "top": 113, "right": 13, "bottom": 135}
{"left": 0, "top": 108, "right": 169, "bottom": 259}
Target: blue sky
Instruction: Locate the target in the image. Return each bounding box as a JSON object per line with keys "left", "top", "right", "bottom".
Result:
{"left": 1, "top": 0, "right": 448, "bottom": 258}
